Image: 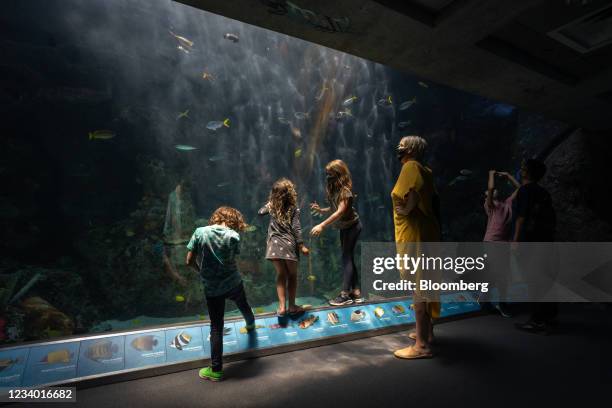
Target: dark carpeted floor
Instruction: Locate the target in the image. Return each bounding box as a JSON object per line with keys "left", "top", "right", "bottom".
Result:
{"left": 26, "top": 304, "right": 612, "bottom": 408}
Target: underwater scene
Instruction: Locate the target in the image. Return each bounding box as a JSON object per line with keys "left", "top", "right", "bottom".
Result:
{"left": 0, "top": 0, "right": 567, "bottom": 344}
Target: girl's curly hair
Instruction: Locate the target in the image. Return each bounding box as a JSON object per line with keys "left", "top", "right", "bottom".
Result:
{"left": 268, "top": 178, "right": 297, "bottom": 225}
{"left": 209, "top": 206, "right": 248, "bottom": 232}
{"left": 325, "top": 159, "right": 353, "bottom": 202}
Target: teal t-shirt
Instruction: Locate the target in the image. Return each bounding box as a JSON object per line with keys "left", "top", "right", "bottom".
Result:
{"left": 186, "top": 225, "right": 242, "bottom": 297}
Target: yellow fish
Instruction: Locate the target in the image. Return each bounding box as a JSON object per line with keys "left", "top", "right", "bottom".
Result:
{"left": 88, "top": 130, "right": 115, "bottom": 141}
{"left": 239, "top": 324, "right": 264, "bottom": 334}
{"left": 306, "top": 274, "right": 316, "bottom": 282}
{"left": 40, "top": 349, "right": 71, "bottom": 364}
{"left": 254, "top": 307, "right": 266, "bottom": 314}
{"left": 169, "top": 30, "right": 194, "bottom": 48}
{"left": 294, "top": 149, "right": 302, "bottom": 158}
{"left": 202, "top": 72, "right": 214, "bottom": 81}
{"left": 177, "top": 110, "right": 189, "bottom": 120}
{"left": 175, "top": 295, "right": 185, "bottom": 302}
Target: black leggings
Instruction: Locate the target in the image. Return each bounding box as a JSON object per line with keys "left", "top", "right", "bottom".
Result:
{"left": 206, "top": 283, "right": 254, "bottom": 372}
{"left": 340, "top": 221, "right": 362, "bottom": 293}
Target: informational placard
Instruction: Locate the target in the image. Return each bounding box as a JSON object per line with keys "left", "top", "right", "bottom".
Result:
{"left": 235, "top": 319, "right": 271, "bottom": 351}
{"left": 22, "top": 342, "right": 80, "bottom": 387}
{"left": 294, "top": 312, "right": 326, "bottom": 341}
{"left": 124, "top": 331, "right": 166, "bottom": 369}
{"left": 319, "top": 308, "right": 351, "bottom": 337}
{"left": 77, "top": 336, "right": 124, "bottom": 377}
{"left": 0, "top": 347, "right": 29, "bottom": 387}
{"left": 1, "top": 293, "right": 479, "bottom": 388}
{"left": 344, "top": 306, "right": 377, "bottom": 333}
{"left": 264, "top": 317, "right": 300, "bottom": 345}
{"left": 165, "top": 326, "right": 205, "bottom": 363}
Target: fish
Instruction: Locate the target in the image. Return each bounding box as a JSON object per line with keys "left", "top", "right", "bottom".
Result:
{"left": 177, "top": 45, "right": 190, "bottom": 54}
{"left": 290, "top": 126, "right": 302, "bottom": 139}
{"left": 459, "top": 169, "right": 473, "bottom": 176}
{"left": 294, "top": 112, "right": 309, "bottom": 120}
{"left": 0, "top": 358, "right": 19, "bottom": 372}
{"left": 206, "top": 118, "right": 230, "bottom": 130}
{"left": 351, "top": 310, "right": 366, "bottom": 322}
{"left": 392, "top": 305, "right": 406, "bottom": 314}
{"left": 40, "top": 349, "right": 72, "bottom": 364}
{"left": 88, "top": 130, "right": 115, "bottom": 140}
{"left": 398, "top": 121, "right": 412, "bottom": 128}
{"left": 217, "top": 181, "right": 230, "bottom": 188}
{"left": 377, "top": 95, "right": 393, "bottom": 107}
{"left": 278, "top": 116, "right": 290, "bottom": 125}
{"left": 244, "top": 225, "right": 257, "bottom": 232}
{"left": 327, "top": 312, "right": 339, "bottom": 325}
{"left": 448, "top": 175, "right": 469, "bottom": 186}
{"left": 254, "top": 307, "right": 266, "bottom": 314}
{"left": 418, "top": 81, "right": 429, "bottom": 88}
{"left": 169, "top": 331, "right": 192, "bottom": 350}
{"left": 175, "top": 295, "right": 185, "bottom": 302}
{"left": 202, "top": 72, "right": 214, "bottom": 81}
{"left": 125, "top": 229, "right": 135, "bottom": 237}
{"left": 294, "top": 148, "right": 302, "bottom": 158}
{"left": 175, "top": 144, "right": 197, "bottom": 151}
{"left": 315, "top": 86, "right": 328, "bottom": 101}
{"left": 208, "top": 155, "right": 226, "bottom": 162}
{"left": 342, "top": 96, "right": 358, "bottom": 107}
{"left": 169, "top": 30, "right": 194, "bottom": 48}
{"left": 131, "top": 335, "right": 158, "bottom": 351}
{"left": 399, "top": 97, "right": 417, "bottom": 111}
{"left": 306, "top": 274, "right": 316, "bottom": 282}
{"left": 336, "top": 109, "right": 353, "bottom": 119}
{"left": 298, "top": 315, "right": 319, "bottom": 329}
{"left": 239, "top": 324, "right": 264, "bottom": 334}
{"left": 224, "top": 33, "right": 239, "bottom": 42}
{"left": 177, "top": 110, "right": 189, "bottom": 120}
{"left": 374, "top": 307, "right": 385, "bottom": 318}
{"left": 223, "top": 327, "right": 232, "bottom": 336}
{"left": 86, "top": 340, "right": 119, "bottom": 362}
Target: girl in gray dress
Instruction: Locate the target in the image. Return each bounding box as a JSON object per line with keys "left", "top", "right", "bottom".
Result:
{"left": 259, "top": 178, "right": 310, "bottom": 316}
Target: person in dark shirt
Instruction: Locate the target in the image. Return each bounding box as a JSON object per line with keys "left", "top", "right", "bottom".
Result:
{"left": 512, "top": 159, "right": 558, "bottom": 333}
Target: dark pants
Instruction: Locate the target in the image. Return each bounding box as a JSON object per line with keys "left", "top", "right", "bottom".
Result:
{"left": 340, "top": 221, "right": 362, "bottom": 293}
{"left": 206, "top": 283, "right": 254, "bottom": 372}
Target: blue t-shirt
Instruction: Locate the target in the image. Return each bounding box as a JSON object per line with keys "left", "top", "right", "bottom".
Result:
{"left": 186, "top": 225, "right": 242, "bottom": 297}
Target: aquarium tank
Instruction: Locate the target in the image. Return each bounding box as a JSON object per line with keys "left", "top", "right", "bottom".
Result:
{"left": 0, "top": 0, "right": 567, "bottom": 344}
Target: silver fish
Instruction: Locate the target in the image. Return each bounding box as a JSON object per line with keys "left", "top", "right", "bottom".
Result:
{"left": 175, "top": 144, "right": 197, "bottom": 151}
{"left": 399, "top": 98, "right": 417, "bottom": 110}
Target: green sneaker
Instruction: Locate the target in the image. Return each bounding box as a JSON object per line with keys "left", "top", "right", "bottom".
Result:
{"left": 199, "top": 366, "right": 223, "bottom": 382}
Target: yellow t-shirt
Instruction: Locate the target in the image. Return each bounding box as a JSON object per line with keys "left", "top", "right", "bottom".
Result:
{"left": 391, "top": 160, "right": 441, "bottom": 317}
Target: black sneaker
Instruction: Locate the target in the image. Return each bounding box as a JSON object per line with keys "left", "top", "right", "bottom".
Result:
{"left": 350, "top": 292, "right": 365, "bottom": 304}
{"left": 329, "top": 294, "right": 353, "bottom": 306}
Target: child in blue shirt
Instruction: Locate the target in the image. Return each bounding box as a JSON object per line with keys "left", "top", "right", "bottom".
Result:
{"left": 186, "top": 206, "right": 255, "bottom": 381}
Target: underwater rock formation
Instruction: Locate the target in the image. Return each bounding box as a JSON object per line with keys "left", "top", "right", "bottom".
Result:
{"left": 21, "top": 296, "right": 74, "bottom": 339}
{"left": 543, "top": 129, "right": 612, "bottom": 241}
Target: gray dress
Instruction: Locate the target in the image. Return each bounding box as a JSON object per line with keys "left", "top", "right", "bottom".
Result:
{"left": 258, "top": 204, "right": 303, "bottom": 261}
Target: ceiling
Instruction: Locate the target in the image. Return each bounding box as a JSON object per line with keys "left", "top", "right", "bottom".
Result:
{"left": 177, "top": 0, "right": 612, "bottom": 131}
